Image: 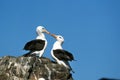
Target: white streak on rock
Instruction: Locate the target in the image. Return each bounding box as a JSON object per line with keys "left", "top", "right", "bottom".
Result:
{"left": 45, "top": 64, "right": 51, "bottom": 80}
{"left": 33, "top": 72, "right": 37, "bottom": 80}
{"left": 6, "top": 73, "right": 9, "bottom": 76}
{"left": 23, "top": 62, "right": 30, "bottom": 71}
{"left": 8, "top": 62, "right": 12, "bottom": 69}
{"left": 38, "top": 78, "right": 45, "bottom": 80}
{"left": 39, "top": 59, "right": 42, "bottom": 63}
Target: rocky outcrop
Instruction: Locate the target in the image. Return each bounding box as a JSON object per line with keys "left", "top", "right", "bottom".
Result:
{"left": 0, "top": 56, "right": 73, "bottom": 80}
{"left": 99, "top": 78, "right": 119, "bottom": 80}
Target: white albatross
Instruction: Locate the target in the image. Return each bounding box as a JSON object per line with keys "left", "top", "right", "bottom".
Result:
{"left": 50, "top": 34, "right": 74, "bottom": 72}
{"left": 23, "top": 26, "right": 50, "bottom": 57}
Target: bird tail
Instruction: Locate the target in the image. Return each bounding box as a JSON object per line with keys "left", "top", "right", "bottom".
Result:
{"left": 23, "top": 51, "right": 36, "bottom": 57}
{"left": 63, "top": 61, "right": 75, "bottom": 73}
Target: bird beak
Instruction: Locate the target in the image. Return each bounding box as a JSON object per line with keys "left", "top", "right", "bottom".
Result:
{"left": 50, "top": 34, "right": 57, "bottom": 38}
{"left": 44, "top": 29, "right": 50, "bottom": 34}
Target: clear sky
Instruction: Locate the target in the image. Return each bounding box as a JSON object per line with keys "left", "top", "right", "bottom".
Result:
{"left": 0, "top": 0, "right": 120, "bottom": 80}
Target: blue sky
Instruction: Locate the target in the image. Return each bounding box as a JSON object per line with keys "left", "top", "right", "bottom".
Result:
{"left": 0, "top": 0, "right": 120, "bottom": 80}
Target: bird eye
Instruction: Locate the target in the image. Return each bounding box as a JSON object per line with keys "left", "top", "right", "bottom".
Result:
{"left": 42, "top": 27, "right": 45, "bottom": 29}
{"left": 59, "top": 36, "right": 62, "bottom": 39}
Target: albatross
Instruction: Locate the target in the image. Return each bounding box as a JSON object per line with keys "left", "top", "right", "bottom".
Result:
{"left": 50, "top": 34, "right": 74, "bottom": 72}
{"left": 23, "top": 26, "right": 50, "bottom": 57}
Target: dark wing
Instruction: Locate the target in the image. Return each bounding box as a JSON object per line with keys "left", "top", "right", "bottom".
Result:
{"left": 53, "top": 49, "right": 74, "bottom": 61}
{"left": 22, "top": 51, "right": 36, "bottom": 57}
{"left": 23, "top": 39, "right": 45, "bottom": 51}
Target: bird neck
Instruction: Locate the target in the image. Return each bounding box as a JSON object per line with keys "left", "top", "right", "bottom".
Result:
{"left": 36, "top": 33, "right": 46, "bottom": 40}
{"left": 52, "top": 41, "right": 63, "bottom": 50}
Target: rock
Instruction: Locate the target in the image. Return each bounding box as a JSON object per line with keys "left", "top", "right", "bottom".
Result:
{"left": 0, "top": 56, "right": 73, "bottom": 80}
{"left": 99, "top": 78, "right": 119, "bottom": 80}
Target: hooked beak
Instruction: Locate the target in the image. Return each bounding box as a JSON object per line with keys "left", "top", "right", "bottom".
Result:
{"left": 44, "top": 29, "right": 50, "bottom": 34}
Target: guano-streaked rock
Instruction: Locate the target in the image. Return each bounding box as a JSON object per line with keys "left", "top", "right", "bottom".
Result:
{"left": 0, "top": 56, "right": 73, "bottom": 80}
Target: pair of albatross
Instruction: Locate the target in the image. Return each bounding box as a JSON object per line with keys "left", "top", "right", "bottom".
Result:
{"left": 23, "top": 26, "right": 74, "bottom": 71}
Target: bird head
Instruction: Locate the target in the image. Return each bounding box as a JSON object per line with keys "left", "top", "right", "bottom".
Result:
{"left": 51, "top": 34, "right": 64, "bottom": 43}
{"left": 36, "top": 26, "right": 50, "bottom": 34}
